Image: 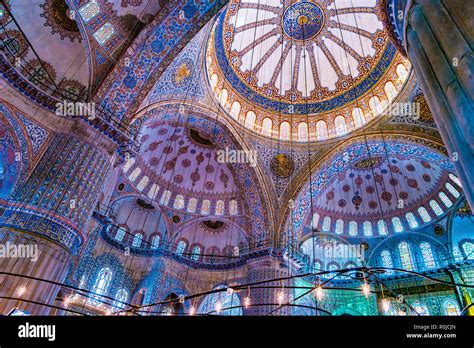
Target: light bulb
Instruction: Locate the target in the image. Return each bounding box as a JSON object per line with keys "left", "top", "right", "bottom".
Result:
{"left": 215, "top": 301, "right": 222, "bottom": 314}
{"left": 189, "top": 306, "right": 195, "bottom": 316}
{"left": 362, "top": 282, "right": 371, "bottom": 298}
{"left": 277, "top": 291, "right": 285, "bottom": 305}
{"left": 244, "top": 296, "right": 251, "bottom": 308}
{"left": 17, "top": 287, "right": 26, "bottom": 297}
{"left": 382, "top": 299, "right": 390, "bottom": 312}
{"left": 314, "top": 286, "right": 324, "bottom": 301}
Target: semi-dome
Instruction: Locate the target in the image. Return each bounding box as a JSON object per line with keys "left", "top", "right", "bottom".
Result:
{"left": 206, "top": 0, "right": 411, "bottom": 141}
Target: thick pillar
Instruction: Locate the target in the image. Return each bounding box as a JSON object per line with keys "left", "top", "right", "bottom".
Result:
{"left": 0, "top": 125, "right": 114, "bottom": 314}
{"left": 403, "top": 0, "right": 474, "bottom": 206}
{"left": 245, "top": 256, "right": 291, "bottom": 316}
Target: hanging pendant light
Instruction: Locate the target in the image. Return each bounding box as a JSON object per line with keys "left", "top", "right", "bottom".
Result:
{"left": 361, "top": 282, "right": 371, "bottom": 298}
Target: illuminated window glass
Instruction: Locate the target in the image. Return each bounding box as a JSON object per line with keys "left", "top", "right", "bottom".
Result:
{"left": 93, "top": 22, "right": 115, "bottom": 46}
{"left": 392, "top": 217, "right": 404, "bottom": 232}
{"left": 420, "top": 242, "right": 436, "bottom": 269}
{"left": 377, "top": 220, "right": 388, "bottom": 235}
{"left": 191, "top": 246, "right": 201, "bottom": 261}
{"left": 229, "top": 200, "right": 238, "bottom": 215}
{"left": 418, "top": 207, "right": 431, "bottom": 222}
{"left": 215, "top": 200, "right": 225, "bottom": 216}
{"left": 90, "top": 267, "right": 112, "bottom": 305}
{"left": 429, "top": 200, "right": 443, "bottom": 216}
{"left": 148, "top": 184, "right": 159, "bottom": 200}
{"left": 453, "top": 246, "right": 463, "bottom": 262}
{"left": 461, "top": 241, "right": 474, "bottom": 260}
{"left": 443, "top": 299, "right": 460, "bottom": 316}
{"left": 201, "top": 200, "right": 211, "bottom": 215}
{"left": 316, "top": 120, "right": 328, "bottom": 140}
{"left": 381, "top": 250, "right": 393, "bottom": 274}
{"left": 398, "top": 242, "right": 414, "bottom": 271}
{"left": 396, "top": 63, "right": 408, "bottom": 80}
{"left": 79, "top": 0, "right": 100, "bottom": 23}
{"left": 311, "top": 213, "right": 320, "bottom": 230}
{"left": 445, "top": 183, "right": 460, "bottom": 198}
{"left": 298, "top": 122, "right": 308, "bottom": 142}
{"left": 352, "top": 108, "right": 365, "bottom": 127}
{"left": 115, "top": 227, "right": 126, "bottom": 242}
{"left": 334, "top": 116, "right": 347, "bottom": 136}
{"left": 349, "top": 221, "right": 357, "bottom": 236}
{"left": 123, "top": 158, "right": 135, "bottom": 173}
{"left": 173, "top": 195, "right": 185, "bottom": 209}
{"left": 405, "top": 213, "right": 419, "bottom": 229}
{"left": 449, "top": 173, "right": 462, "bottom": 187}
{"left": 245, "top": 111, "right": 256, "bottom": 129}
{"left": 187, "top": 198, "right": 197, "bottom": 213}
{"left": 151, "top": 235, "right": 160, "bottom": 249}
{"left": 137, "top": 176, "right": 148, "bottom": 191}
{"left": 230, "top": 101, "right": 240, "bottom": 119}
{"left": 412, "top": 301, "right": 429, "bottom": 316}
{"left": 438, "top": 192, "right": 453, "bottom": 208}
{"left": 176, "top": 240, "right": 187, "bottom": 255}
{"left": 262, "top": 118, "right": 272, "bottom": 136}
{"left": 128, "top": 167, "right": 141, "bottom": 182}
{"left": 335, "top": 219, "right": 344, "bottom": 234}
{"left": 160, "top": 190, "right": 171, "bottom": 205}
{"left": 197, "top": 285, "right": 242, "bottom": 315}
{"left": 363, "top": 221, "right": 372, "bottom": 236}
{"left": 132, "top": 233, "right": 143, "bottom": 248}
{"left": 280, "top": 121, "right": 291, "bottom": 141}
{"left": 322, "top": 216, "right": 331, "bottom": 232}
{"left": 112, "top": 289, "right": 128, "bottom": 313}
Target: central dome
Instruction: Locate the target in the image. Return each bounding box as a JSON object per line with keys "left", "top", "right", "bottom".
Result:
{"left": 206, "top": 0, "right": 411, "bottom": 141}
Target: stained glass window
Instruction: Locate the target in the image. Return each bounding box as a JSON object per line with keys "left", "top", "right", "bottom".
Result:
{"left": 187, "top": 198, "right": 197, "bottom": 213}
{"left": 392, "top": 217, "right": 404, "bottom": 232}
{"left": 418, "top": 207, "right": 431, "bottom": 222}
{"left": 349, "top": 221, "right": 357, "bottom": 236}
{"left": 128, "top": 167, "right": 141, "bottom": 182}
{"left": 79, "top": 0, "right": 100, "bottom": 23}
{"left": 445, "top": 183, "right": 460, "bottom": 198}
{"left": 90, "top": 267, "right": 112, "bottom": 306}
{"left": 160, "top": 190, "right": 171, "bottom": 205}
{"left": 443, "top": 299, "right": 460, "bottom": 316}
{"left": 115, "top": 227, "right": 126, "bottom": 242}
{"left": 201, "top": 200, "right": 211, "bottom": 214}
{"left": 420, "top": 242, "right": 436, "bottom": 269}
{"left": 311, "top": 213, "right": 320, "bottom": 230}
{"left": 173, "top": 195, "right": 185, "bottom": 209}
{"left": 191, "top": 246, "right": 201, "bottom": 261}
{"left": 352, "top": 108, "right": 365, "bottom": 127}
{"left": 148, "top": 184, "right": 159, "bottom": 200}
{"left": 245, "top": 111, "right": 256, "bottom": 129}
{"left": 334, "top": 116, "right": 347, "bottom": 136}
{"left": 229, "top": 200, "right": 238, "bottom": 215}
{"left": 412, "top": 301, "right": 429, "bottom": 316}
{"left": 363, "top": 221, "right": 372, "bottom": 236}
{"left": 449, "top": 173, "right": 462, "bottom": 187}
{"left": 335, "top": 219, "right": 344, "bottom": 234}
{"left": 399, "top": 242, "right": 414, "bottom": 271}
{"left": 438, "top": 192, "right": 453, "bottom": 208}
{"left": 381, "top": 250, "right": 393, "bottom": 274}
{"left": 112, "top": 289, "right": 128, "bottom": 313}
{"left": 93, "top": 22, "right": 115, "bottom": 46}
{"left": 378, "top": 220, "right": 388, "bottom": 235}
{"left": 298, "top": 122, "right": 308, "bottom": 142}
{"left": 215, "top": 200, "right": 225, "bottom": 215}
{"left": 406, "top": 213, "right": 419, "bottom": 229}
{"left": 123, "top": 158, "right": 135, "bottom": 173}
{"left": 280, "top": 121, "right": 291, "bottom": 140}
{"left": 132, "top": 233, "right": 143, "bottom": 248}
{"left": 316, "top": 120, "right": 328, "bottom": 140}
{"left": 197, "top": 285, "right": 242, "bottom": 315}
{"left": 176, "top": 240, "right": 187, "bottom": 255}
{"left": 137, "top": 176, "right": 148, "bottom": 191}
{"left": 262, "top": 118, "right": 272, "bottom": 136}
{"left": 461, "top": 241, "right": 474, "bottom": 260}
{"left": 322, "top": 216, "right": 331, "bottom": 232}
{"left": 151, "top": 235, "right": 160, "bottom": 249}
{"left": 429, "top": 200, "right": 443, "bottom": 216}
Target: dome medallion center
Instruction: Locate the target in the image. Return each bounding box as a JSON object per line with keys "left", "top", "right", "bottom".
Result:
{"left": 283, "top": 2, "right": 325, "bottom": 41}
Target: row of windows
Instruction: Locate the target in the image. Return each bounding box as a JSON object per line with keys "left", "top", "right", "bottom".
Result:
{"left": 311, "top": 182, "right": 460, "bottom": 236}
{"left": 210, "top": 64, "right": 409, "bottom": 141}
{"left": 385, "top": 299, "right": 460, "bottom": 316}
{"left": 79, "top": 1, "right": 116, "bottom": 46}
{"left": 124, "top": 161, "right": 239, "bottom": 216}
{"left": 87, "top": 268, "right": 129, "bottom": 312}
{"left": 175, "top": 240, "right": 239, "bottom": 262}
{"left": 380, "top": 241, "right": 437, "bottom": 273}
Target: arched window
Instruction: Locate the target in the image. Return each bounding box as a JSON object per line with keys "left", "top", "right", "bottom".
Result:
{"left": 219, "top": 89, "right": 228, "bottom": 106}
{"left": 398, "top": 242, "right": 414, "bottom": 271}
{"left": 262, "top": 118, "right": 272, "bottom": 136}
{"left": 176, "top": 240, "right": 187, "bottom": 255}
{"left": 201, "top": 200, "right": 211, "bottom": 215}
{"left": 151, "top": 235, "right": 160, "bottom": 249}
{"left": 112, "top": 289, "right": 129, "bottom": 313}
{"left": 461, "top": 241, "right": 474, "bottom": 260}
{"left": 443, "top": 299, "right": 460, "bottom": 316}
{"left": 280, "top": 121, "right": 291, "bottom": 141}
{"left": 230, "top": 101, "right": 241, "bottom": 119}
{"left": 137, "top": 176, "right": 148, "bottom": 191}
{"left": 245, "top": 111, "right": 256, "bottom": 129}
{"left": 381, "top": 250, "right": 393, "bottom": 274}
{"left": 123, "top": 158, "right": 135, "bottom": 173}
{"left": 369, "top": 96, "right": 382, "bottom": 115}
{"left": 352, "top": 107, "right": 365, "bottom": 128}
{"left": 392, "top": 217, "right": 404, "bottom": 232}
{"left": 396, "top": 63, "right": 408, "bottom": 80}
{"left": 418, "top": 207, "right": 432, "bottom": 222}
{"left": 215, "top": 200, "right": 225, "bottom": 215}
{"left": 438, "top": 192, "right": 453, "bottom": 208}
{"left": 322, "top": 216, "right": 331, "bottom": 232}
{"left": 445, "top": 183, "right": 460, "bottom": 198}
{"left": 335, "top": 219, "right": 344, "bottom": 234}
{"left": 128, "top": 167, "right": 141, "bottom": 182}
{"left": 384, "top": 81, "right": 397, "bottom": 101}
{"left": 197, "top": 285, "right": 242, "bottom": 315}
{"left": 363, "top": 221, "right": 372, "bottom": 236}
{"left": 412, "top": 301, "right": 429, "bottom": 316}
{"left": 132, "top": 233, "right": 143, "bottom": 248}
{"left": 210, "top": 73, "right": 218, "bottom": 90}
{"left": 187, "top": 198, "right": 197, "bottom": 213}
{"left": 453, "top": 246, "right": 463, "bottom": 262}
{"left": 173, "top": 195, "right": 185, "bottom": 209}
{"left": 420, "top": 242, "right": 436, "bottom": 269}
{"left": 406, "top": 213, "right": 419, "bottom": 229}
{"left": 316, "top": 120, "right": 328, "bottom": 140}
{"left": 429, "top": 200, "right": 443, "bottom": 216}
{"left": 115, "top": 227, "right": 126, "bottom": 242}
{"left": 229, "top": 199, "right": 238, "bottom": 215}
{"left": 449, "top": 173, "right": 462, "bottom": 187}
{"left": 160, "top": 190, "right": 171, "bottom": 205}
{"left": 148, "top": 184, "right": 159, "bottom": 200}
{"left": 191, "top": 246, "right": 201, "bottom": 261}
{"left": 90, "top": 267, "right": 112, "bottom": 305}
{"left": 349, "top": 221, "right": 357, "bottom": 236}
{"left": 378, "top": 220, "right": 388, "bottom": 235}
{"left": 297, "top": 122, "right": 308, "bottom": 142}
{"left": 334, "top": 116, "right": 347, "bottom": 136}
{"left": 311, "top": 213, "right": 320, "bottom": 230}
